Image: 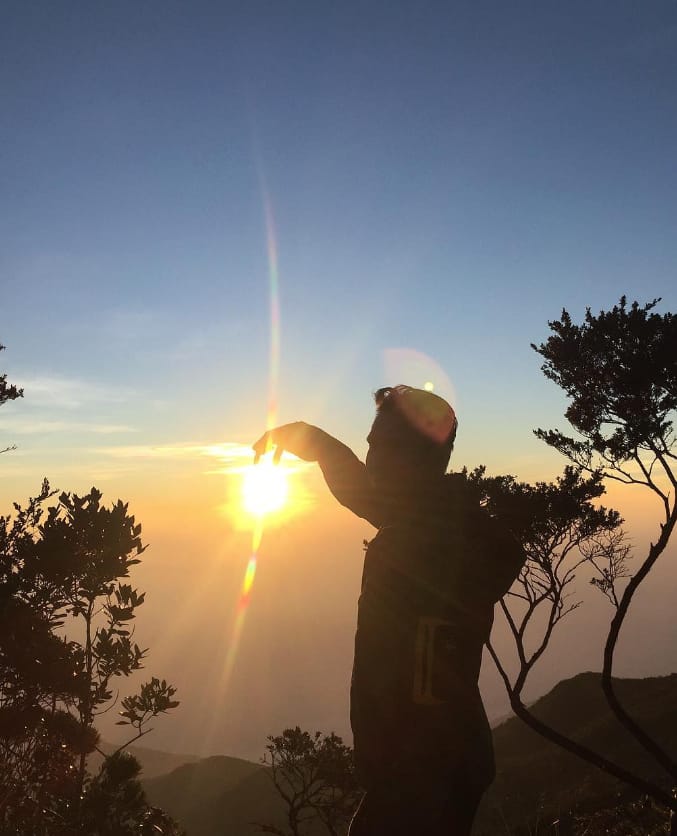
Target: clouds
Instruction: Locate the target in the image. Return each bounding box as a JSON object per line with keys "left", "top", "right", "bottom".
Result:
{"left": 13, "top": 375, "right": 132, "bottom": 409}
{"left": 0, "top": 373, "right": 137, "bottom": 442}
{"left": 0, "top": 358, "right": 310, "bottom": 489}
{"left": 93, "top": 441, "right": 252, "bottom": 462}
{"left": 0, "top": 418, "right": 135, "bottom": 435}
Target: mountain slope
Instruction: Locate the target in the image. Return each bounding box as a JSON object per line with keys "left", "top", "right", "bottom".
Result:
{"left": 143, "top": 755, "right": 267, "bottom": 830}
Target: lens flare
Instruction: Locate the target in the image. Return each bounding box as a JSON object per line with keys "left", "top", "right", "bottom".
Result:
{"left": 383, "top": 347, "right": 457, "bottom": 409}
{"left": 221, "top": 535, "right": 260, "bottom": 692}
{"left": 219, "top": 176, "right": 281, "bottom": 695}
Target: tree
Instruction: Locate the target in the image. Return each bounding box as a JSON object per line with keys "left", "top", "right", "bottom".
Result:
{"left": 0, "top": 483, "right": 181, "bottom": 834}
{"left": 526, "top": 297, "right": 677, "bottom": 827}
{"left": 36, "top": 488, "right": 180, "bottom": 798}
{"left": 471, "top": 466, "right": 672, "bottom": 826}
{"left": 0, "top": 481, "right": 85, "bottom": 832}
{"left": 79, "top": 750, "right": 185, "bottom": 836}
{"left": 0, "top": 342, "right": 23, "bottom": 454}
{"left": 259, "top": 727, "right": 361, "bottom": 836}
{"left": 0, "top": 343, "right": 23, "bottom": 407}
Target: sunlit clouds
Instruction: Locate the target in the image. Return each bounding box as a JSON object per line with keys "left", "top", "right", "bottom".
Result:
{"left": 92, "top": 441, "right": 250, "bottom": 461}
{"left": 0, "top": 418, "right": 136, "bottom": 435}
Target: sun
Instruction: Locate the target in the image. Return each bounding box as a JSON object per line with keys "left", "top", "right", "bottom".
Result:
{"left": 241, "top": 461, "right": 289, "bottom": 517}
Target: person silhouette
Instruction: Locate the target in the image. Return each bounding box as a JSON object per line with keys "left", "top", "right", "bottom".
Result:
{"left": 253, "top": 385, "right": 524, "bottom": 835}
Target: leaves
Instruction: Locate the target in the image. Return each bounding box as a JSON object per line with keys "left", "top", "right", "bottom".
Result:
{"left": 116, "top": 678, "right": 180, "bottom": 730}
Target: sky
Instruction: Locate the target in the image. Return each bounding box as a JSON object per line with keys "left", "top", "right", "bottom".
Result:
{"left": 1, "top": 0, "right": 676, "bottom": 759}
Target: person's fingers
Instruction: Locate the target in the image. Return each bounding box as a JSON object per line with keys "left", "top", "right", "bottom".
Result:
{"left": 252, "top": 431, "right": 272, "bottom": 457}
{"left": 252, "top": 428, "right": 284, "bottom": 464}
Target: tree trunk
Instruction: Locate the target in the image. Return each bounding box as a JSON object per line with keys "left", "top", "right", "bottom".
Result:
{"left": 602, "top": 517, "right": 677, "bottom": 784}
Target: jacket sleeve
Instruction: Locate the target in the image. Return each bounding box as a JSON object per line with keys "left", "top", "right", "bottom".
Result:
{"left": 316, "top": 439, "right": 383, "bottom": 528}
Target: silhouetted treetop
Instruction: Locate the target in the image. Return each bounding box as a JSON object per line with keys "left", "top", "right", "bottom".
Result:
{"left": 1, "top": 484, "right": 179, "bottom": 834}
{"left": 467, "top": 465, "right": 621, "bottom": 548}
{"left": 532, "top": 297, "right": 677, "bottom": 471}
{"left": 0, "top": 343, "right": 23, "bottom": 407}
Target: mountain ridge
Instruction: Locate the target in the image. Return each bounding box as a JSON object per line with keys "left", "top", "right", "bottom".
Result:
{"left": 89, "top": 740, "right": 201, "bottom": 781}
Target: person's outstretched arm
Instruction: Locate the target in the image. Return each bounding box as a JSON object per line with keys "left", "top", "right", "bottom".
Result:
{"left": 252, "top": 422, "right": 382, "bottom": 527}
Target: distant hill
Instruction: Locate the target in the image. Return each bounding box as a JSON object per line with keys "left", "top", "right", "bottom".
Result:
{"left": 141, "top": 672, "right": 677, "bottom": 835}
{"left": 143, "top": 755, "right": 275, "bottom": 834}
{"left": 90, "top": 741, "right": 201, "bottom": 780}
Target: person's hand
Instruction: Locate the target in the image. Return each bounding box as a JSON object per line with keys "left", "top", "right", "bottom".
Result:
{"left": 252, "top": 422, "right": 331, "bottom": 464}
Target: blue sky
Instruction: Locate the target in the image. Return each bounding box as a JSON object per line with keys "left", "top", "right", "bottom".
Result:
{"left": 2, "top": 1, "right": 677, "bottom": 756}
{"left": 4, "top": 1, "right": 676, "bottom": 461}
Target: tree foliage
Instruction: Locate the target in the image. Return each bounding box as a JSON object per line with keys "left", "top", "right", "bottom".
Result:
{"left": 0, "top": 343, "right": 23, "bottom": 407}
{"left": 533, "top": 297, "right": 677, "bottom": 506}
{"left": 1, "top": 342, "right": 23, "bottom": 454}
{"left": 0, "top": 481, "right": 83, "bottom": 830}
{"left": 79, "top": 750, "right": 185, "bottom": 836}
{"left": 0, "top": 482, "right": 181, "bottom": 834}
{"left": 259, "top": 727, "right": 360, "bottom": 836}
